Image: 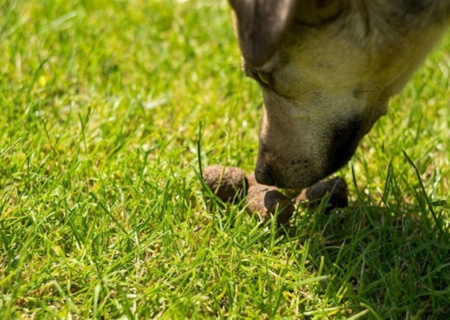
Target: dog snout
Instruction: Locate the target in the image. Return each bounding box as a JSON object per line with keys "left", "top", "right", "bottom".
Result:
{"left": 255, "top": 167, "right": 276, "bottom": 186}
{"left": 255, "top": 156, "right": 276, "bottom": 186}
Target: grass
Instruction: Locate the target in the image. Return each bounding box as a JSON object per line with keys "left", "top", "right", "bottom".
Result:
{"left": 0, "top": 0, "right": 449, "bottom": 318}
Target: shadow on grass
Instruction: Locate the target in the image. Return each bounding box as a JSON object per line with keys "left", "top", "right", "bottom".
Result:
{"left": 286, "top": 199, "right": 450, "bottom": 319}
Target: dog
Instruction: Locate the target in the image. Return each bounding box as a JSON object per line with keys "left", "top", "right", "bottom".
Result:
{"left": 228, "top": 0, "right": 450, "bottom": 189}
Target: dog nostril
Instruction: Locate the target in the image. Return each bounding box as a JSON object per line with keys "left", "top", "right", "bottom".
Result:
{"left": 255, "top": 168, "right": 275, "bottom": 186}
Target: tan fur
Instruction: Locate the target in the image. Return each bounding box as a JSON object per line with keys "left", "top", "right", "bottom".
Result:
{"left": 230, "top": 0, "right": 450, "bottom": 188}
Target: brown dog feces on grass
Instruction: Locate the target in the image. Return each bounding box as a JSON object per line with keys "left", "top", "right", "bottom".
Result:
{"left": 245, "top": 173, "right": 294, "bottom": 225}
{"left": 202, "top": 166, "right": 294, "bottom": 224}
{"left": 295, "top": 177, "right": 348, "bottom": 213}
{"left": 202, "top": 165, "right": 247, "bottom": 202}
{"left": 202, "top": 165, "right": 348, "bottom": 223}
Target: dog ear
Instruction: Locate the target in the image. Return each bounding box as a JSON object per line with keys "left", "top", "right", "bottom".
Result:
{"left": 229, "top": 0, "right": 297, "bottom": 67}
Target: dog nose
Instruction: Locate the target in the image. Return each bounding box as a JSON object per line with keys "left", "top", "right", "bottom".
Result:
{"left": 255, "top": 167, "right": 275, "bottom": 186}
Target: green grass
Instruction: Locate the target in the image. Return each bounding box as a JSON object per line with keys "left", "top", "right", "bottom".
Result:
{"left": 1, "top": 0, "right": 449, "bottom": 318}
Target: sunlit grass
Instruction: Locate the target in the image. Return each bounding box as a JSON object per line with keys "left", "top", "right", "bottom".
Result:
{"left": 0, "top": 0, "right": 449, "bottom": 318}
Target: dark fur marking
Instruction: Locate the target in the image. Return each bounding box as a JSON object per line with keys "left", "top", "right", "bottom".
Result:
{"left": 327, "top": 116, "right": 362, "bottom": 174}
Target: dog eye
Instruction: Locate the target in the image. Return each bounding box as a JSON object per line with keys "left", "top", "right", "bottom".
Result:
{"left": 257, "top": 71, "right": 271, "bottom": 85}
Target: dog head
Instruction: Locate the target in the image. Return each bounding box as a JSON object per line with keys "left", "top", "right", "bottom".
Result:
{"left": 230, "top": 0, "right": 449, "bottom": 188}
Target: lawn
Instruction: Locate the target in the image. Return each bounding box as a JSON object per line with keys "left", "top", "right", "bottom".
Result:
{"left": 1, "top": 0, "right": 449, "bottom": 318}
